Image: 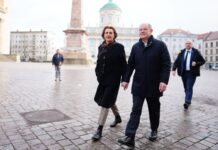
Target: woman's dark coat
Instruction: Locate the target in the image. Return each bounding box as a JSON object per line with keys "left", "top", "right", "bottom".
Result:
{"left": 94, "top": 41, "right": 127, "bottom": 108}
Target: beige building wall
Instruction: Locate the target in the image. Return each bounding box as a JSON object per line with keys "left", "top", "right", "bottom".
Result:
{"left": 0, "top": 0, "right": 9, "bottom": 54}
{"left": 10, "top": 30, "right": 56, "bottom": 62}
{"left": 204, "top": 40, "right": 218, "bottom": 68}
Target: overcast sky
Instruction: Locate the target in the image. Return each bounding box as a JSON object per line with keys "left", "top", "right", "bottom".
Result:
{"left": 7, "top": 0, "right": 218, "bottom": 47}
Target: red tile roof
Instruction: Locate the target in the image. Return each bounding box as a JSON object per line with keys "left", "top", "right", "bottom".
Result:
{"left": 205, "top": 31, "right": 218, "bottom": 41}
{"left": 196, "top": 32, "right": 211, "bottom": 40}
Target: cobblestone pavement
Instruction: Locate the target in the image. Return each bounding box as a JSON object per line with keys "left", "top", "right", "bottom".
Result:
{"left": 0, "top": 62, "right": 218, "bottom": 150}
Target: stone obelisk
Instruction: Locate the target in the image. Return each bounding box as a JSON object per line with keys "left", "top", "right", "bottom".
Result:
{"left": 62, "top": 0, "right": 91, "bottom": 64}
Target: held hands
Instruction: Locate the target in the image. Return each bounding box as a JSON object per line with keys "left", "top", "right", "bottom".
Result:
{"left": 121, "top": 81, "right": 167, "bottom": 92}
{"left": 172, "top": 71, "right": 176, "bottom": 76}
{"left": 159, "top": 82, "right": 167, "bottom": 92}
{"left": 192, "top": 61, "right": 196, "bottom": 66}
{"left": 121, "top": 82, "right": 128, "bottom": 90}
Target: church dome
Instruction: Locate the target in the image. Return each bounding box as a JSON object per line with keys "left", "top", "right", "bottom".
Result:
{"left": 100, "top": 0, "right": 121, "bottom": 12}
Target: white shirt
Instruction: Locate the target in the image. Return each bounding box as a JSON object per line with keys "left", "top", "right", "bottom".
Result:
{"left": 184, "top": 49, "right": 192, "bottom": 71}
{"left": 143, "top": 41, "right": 147, "bottom": 47}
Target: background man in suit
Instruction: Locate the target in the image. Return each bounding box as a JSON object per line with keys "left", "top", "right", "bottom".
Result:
{"left": 118, "top": 23, "right": 171, "bottom": 148}
{"left": 172, "top": 40, "right": 205, "bottom": 109}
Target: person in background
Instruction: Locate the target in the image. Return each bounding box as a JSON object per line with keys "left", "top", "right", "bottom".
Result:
{"left": 172, "top": 40, "right": 205, "bottom": 109}
{"left": 52, "top": 49, "right": 64, "bottom": 81}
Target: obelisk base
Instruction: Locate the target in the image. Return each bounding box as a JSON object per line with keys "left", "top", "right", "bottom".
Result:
{"left": 62, "top": 50, "right": 92, "bottom": 64}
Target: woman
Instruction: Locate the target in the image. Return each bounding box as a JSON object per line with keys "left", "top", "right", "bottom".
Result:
{"left": 92, "top": 26, "right": 127, "bottom": 141}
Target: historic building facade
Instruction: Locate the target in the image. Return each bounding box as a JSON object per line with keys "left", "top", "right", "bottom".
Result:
{"left": 203, "top": 31, "right": 218, "bottom": 68}
{"left": 86, "top": 0, "right": 138, "bottom": 61}
{"left": 10, "top": 30, "right": 55, "bottom": 62}
{"left": 157, "top": 29, "right": 198, "bottom": 62}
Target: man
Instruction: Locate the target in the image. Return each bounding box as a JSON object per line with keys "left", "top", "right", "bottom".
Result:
{"left": 172, "top": 40, "right": 205, "bottom": 109}
{"left": 118, "top": 23, "right": 171, "bottom": 147}
{"left": 52, "top": 49, "right": 64, "bottom": 81}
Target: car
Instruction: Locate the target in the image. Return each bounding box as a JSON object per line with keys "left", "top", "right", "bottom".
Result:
{"left": 211, "top": 66, "right": 218, "bottom": 71}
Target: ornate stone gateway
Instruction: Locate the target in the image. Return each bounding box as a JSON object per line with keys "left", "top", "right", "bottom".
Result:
{"left": 62, "top": 0, "right": 92, "bottom": 64}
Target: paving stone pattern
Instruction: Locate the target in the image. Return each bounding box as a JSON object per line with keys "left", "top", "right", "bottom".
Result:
{"left": 0, "top": 62, "right": 217, "bottom": 150}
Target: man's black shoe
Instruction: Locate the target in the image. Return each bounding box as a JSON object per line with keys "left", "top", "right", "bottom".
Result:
{"left": 118, "top": 136, "right": 135, "bottom": 147}
{"left": 149, "top": 131, "right": 158, "bottom": 141}
{"left": 183, "top": 103, "right": 189, "bottom": 109}
{"left": 110, "top": 115, "right": 122, "bottom": 127}
{"left": 92, "top": 129, "right": 102, "bottom": 141}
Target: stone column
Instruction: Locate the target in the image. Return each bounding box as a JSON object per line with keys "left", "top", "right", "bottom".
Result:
{"left": 62, "top": 0, "right": 91, "bottom": 64}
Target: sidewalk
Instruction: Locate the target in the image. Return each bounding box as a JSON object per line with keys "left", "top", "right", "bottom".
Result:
{"left": 0, "top": 62, "right": 217, "bottom": 150}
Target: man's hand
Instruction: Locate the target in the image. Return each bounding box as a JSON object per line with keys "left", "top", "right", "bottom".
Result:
{"left": 159, "top": 82, "right": 167, "bottom": 92}
{"left": 121, "top": 82, "right": 129, "bottom": 90}
{"left": 192, "top": 61, "right": 196, "bottom": 66}
{"left": 172, "top": 71, "right": 176, "bottom": 76}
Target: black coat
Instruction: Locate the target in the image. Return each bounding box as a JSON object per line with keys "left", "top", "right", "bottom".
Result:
{"left": 124, "top": 36, "right": 171, "bottom": 97}
{"left": 94, "top": 41, "right": 127, "bottom": 108}
{"left": 52, "top": 53, "right": 64, "bottom": 66}
{"left": 95, "top": 41, "right": 127, "bottom": 85}
{"left": 172, "top": 48, "right": 205, "bottom": 77}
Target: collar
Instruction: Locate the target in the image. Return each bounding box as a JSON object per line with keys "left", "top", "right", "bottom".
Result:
{"left": 185, "top": 49, "right": 192, "bottom": 53}
{"left": 101, "top": 40, "right": 116, "bottom": 48}
{"left": 139, "top": 35, "right": 153, "bottom": 48}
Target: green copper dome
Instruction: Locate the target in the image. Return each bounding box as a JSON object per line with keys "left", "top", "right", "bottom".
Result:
{"left": 100, "top": 0, "right": 121, "bottom": 11}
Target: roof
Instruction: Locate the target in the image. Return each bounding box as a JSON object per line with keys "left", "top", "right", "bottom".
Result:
{"left": 11, "top": 30, "right": 48, "bottom": 34}
{"left": 196, "top": 32, "right": 211, "bottom": 40}
{"left": 159, "top": 29, "right": 192, "bottom": 36}
{"left": 100, "top": 0, "right": 121, "bottom": 12}
{"left": 205, "top": 31, "right": 218, "bottom": 41}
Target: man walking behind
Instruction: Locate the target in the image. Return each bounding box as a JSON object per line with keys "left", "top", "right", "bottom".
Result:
{"left": 172, "top": 40, "right": 205, "bottom": 109}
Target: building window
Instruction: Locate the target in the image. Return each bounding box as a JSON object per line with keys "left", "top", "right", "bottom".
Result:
{"left": 126, "top": 40, "right": 131, "bottom": 47}
{"left": 205, "top": 43, "right": 208, "bottom": 48}
{"left": 216, "top": 56, "right": 218, "bottom": 61}
{"left": 210, "top": 56, "right": 213, "bottom": 61}
{"left": 199, "top": 44, "right": 201, "bottom": 50}
{"left": 89, "top": 39, "right": 95, "bottom": 47}
{"left": 216, "top": 49, "right": 218, "bottom": 54}
{"left": 109, "top": 15, "right": 112, "bottom": 20}
{"left": 211, "top": 42, "right": 213, "bottom": 47}
{"left": 210, "top": 49, "right": 213, "bottom": 55}
{"left": 216, "top": 41, "right": 218, "bottom": 47}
